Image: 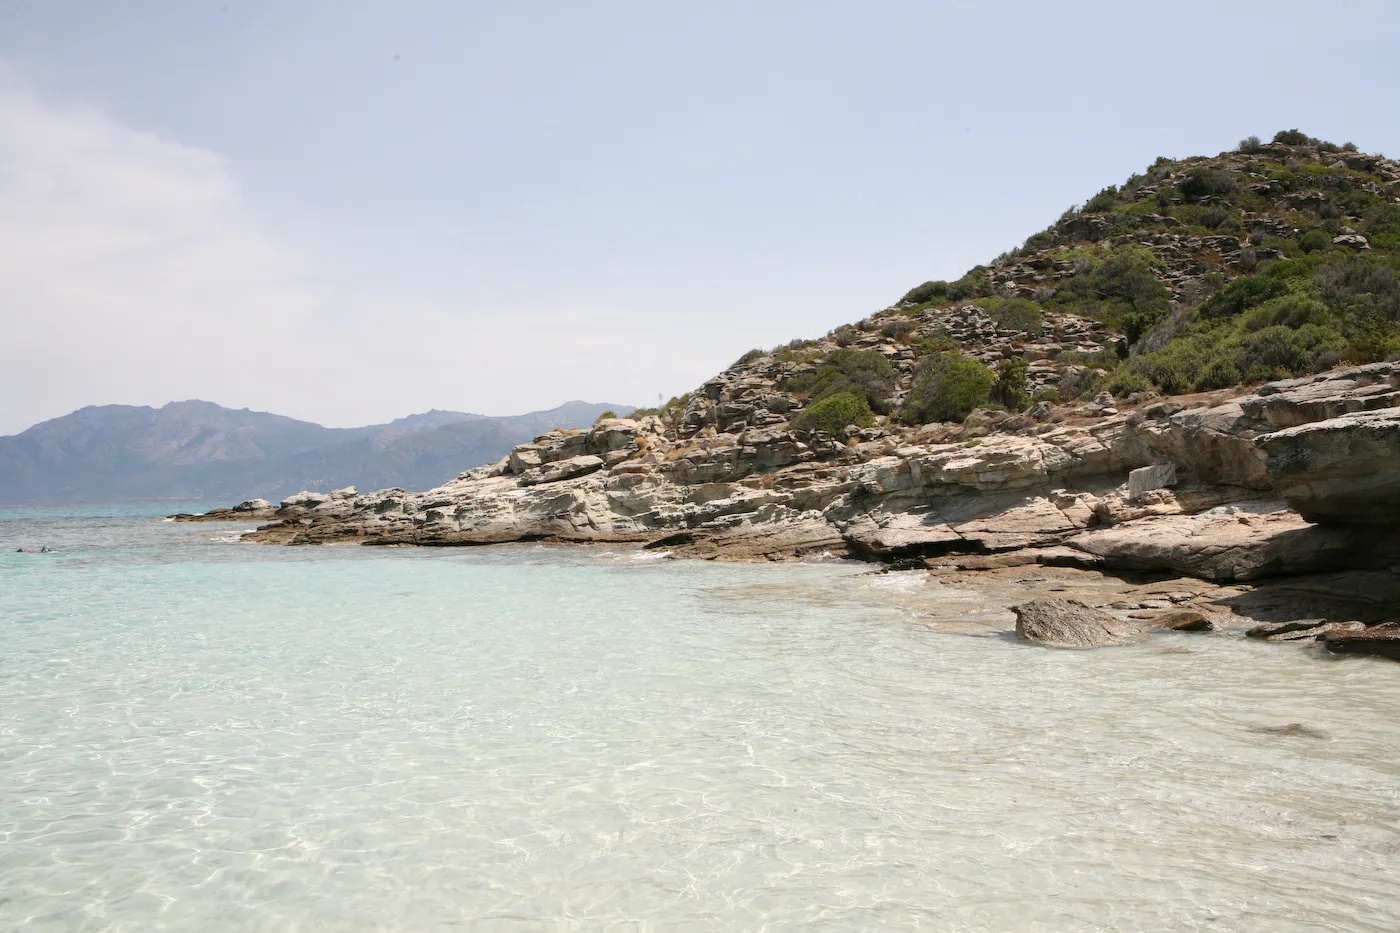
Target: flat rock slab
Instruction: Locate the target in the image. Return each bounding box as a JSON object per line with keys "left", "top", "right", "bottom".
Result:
{"left": 1014, "top": 598, "right": 1145, "bottom": 648}
{"left": 1321, "top": 624, "right": 1400, "bottom": 661}
{"left": 1065, "top": 502, "right": 1354, "bottom": 582}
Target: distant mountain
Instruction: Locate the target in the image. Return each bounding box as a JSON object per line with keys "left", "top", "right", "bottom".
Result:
{"left": 0, "top": 400, "right": 632, "bottom": 502}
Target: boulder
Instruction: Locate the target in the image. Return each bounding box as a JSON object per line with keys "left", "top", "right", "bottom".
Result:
{"left": 1259, "top": 408, "right": 1400, "bottom": 524}
{"left": 232, "top": 498, "right": 273, "bottom": 512}
{"left": 1127, "top": 462, "right": 1176, "bottom": 501}
{"left": 280, "top": 491, "right": 331, "bottom": 509}
{"left": 1013, "top": 598, "right": 1145, "bottom": 648}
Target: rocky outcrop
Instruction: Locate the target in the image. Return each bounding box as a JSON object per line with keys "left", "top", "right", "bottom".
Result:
{"left": 170, "top": 497, "right": 277, "bottom": 521}
{"left": 216, "top": 364, "right": 1400, "bottom": 593}
{"left": 1013, "top": 598, "right": 1145, "bottom": 648}
{"left": 1063, "top": 502, "right": 1355, "bottom": 582}
{"left": 183, "top": 347, "right": 1400, "bottom": 655}
{"left": 1260, "top": 408, "right": 1400, "bottom": 525}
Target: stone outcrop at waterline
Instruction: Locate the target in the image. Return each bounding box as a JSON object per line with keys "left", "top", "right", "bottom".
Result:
{"left": 179, "top": 359, "right": 1400, "bottom": 656}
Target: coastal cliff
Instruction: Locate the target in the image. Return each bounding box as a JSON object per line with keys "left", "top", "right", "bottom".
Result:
{"left": 193, "top": 131, "right": 1400, "bottom": 655}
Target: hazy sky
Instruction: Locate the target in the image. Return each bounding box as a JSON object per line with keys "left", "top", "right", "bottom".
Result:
{"left": 2, "top": 1, "right": 1397, "bottom": 434}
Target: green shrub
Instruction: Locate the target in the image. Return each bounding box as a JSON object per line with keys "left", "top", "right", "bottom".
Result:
{"left": 1179, "top": 167, "right": 1238, "bottom": 202}
{"left": 1050, "top": 247, "right": 1172, "bottom": 342}
{"left": 1238, "top": 293, "right": 1331, "bottom": 330}
{"left": 1106, "top": 366, "right": 1152, "bottom": 397}
{"left": 880, "top": 318, "right": 915, "bottom": 338}
{"left": 1273, "top": 129, "right": 1313, "bottom": 146}
{"left": 985, "top": 298, "right": 1044, "bottom": 336}
{"left": 594, "top": 410, "right": 618, "bottom": 423}
{"left": 1199, "top": 275, "right": 1288, "bottom": 319}
{"left": 1202, "top": 205, "right": 1232, "bottom": 229}
{"left": 792, "top": 390, "right": 873, "bottom": 435}
{"left": 1238, "top": 135, "right": 1264, "bottom": 154}
{"left": 990, "top": 357, "right": 1030, "bottom": 410}
{"left": 902, "top": 280, "right": 949, "bottom": 305}
{"left": 1300, "top": 229, "right": 1333, "bottom": 254}
{"left": 833, "top": 324, "right": 859, "bottom": 347}
{"left": 900, "top": 353, "right": 994, "bottom": 424}
{"left": 1083, "top": 186, "right": 1119, "bottom": 213}
{"left": 784, "top": 348, "right": 896, "bottom": 414}
{"left": 731, "top": 348, "right": 765, "bottom": 368}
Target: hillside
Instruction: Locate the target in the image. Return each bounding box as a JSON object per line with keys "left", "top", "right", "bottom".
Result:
{"left": 680, "top": 129, "right": 1400, "bottom": 434}
{"left": 0, "top": 400, "right": 631, "bottom": 502}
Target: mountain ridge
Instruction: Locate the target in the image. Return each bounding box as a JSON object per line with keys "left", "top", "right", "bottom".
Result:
{"left": 0, "top": 399, "right": 632, "bottom": 502}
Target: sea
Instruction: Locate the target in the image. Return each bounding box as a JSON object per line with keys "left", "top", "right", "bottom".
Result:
{"left": 2, "top": 502, "right": 1399, "bottom": 932}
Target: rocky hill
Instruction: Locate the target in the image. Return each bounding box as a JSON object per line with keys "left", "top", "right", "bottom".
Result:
{"left": 0, "top": 399, "right": 631, "bottom": 502}
{"left": 198, "top": 131, "right": 1400, "bottom": 657}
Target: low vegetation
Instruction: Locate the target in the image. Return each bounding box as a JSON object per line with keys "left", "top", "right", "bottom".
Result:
{"left": 901, "top": 353, "right": 994, "bottom": 424}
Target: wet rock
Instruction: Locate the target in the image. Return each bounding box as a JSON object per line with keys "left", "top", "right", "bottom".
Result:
{"left": 1321, "top": 623, "right": 1400, "bottom": 661}
{"left": 1247, "top": 619, "right": 1365, "bottom": 641}
{"left": 1013, "top": 598, "right": 1145, "bottom": 648}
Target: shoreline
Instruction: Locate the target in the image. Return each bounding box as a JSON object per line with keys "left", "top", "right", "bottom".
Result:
{"left": 175, "top": 361, "right": 1400, "bottom": 661}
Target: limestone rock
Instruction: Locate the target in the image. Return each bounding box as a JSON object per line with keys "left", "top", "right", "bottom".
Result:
{"left": 1013, "top": 598, "right": 1144, "bottom": 648}
{"left": 1065, "top": 502, "right": 1354, "bottom": 582}
{"left": 1127, "top": 462, "right": 1176, "bottom": 501}
{"left": 1259, "top": 408, "right": 1400, "bottom": 524}
{"left": 233, "top": 498, "right": 273, "bottom": 512}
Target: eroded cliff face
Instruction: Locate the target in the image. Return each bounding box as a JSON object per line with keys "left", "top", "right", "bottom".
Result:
{"left": 232, "top": 354, "right": 1400, "bottom": 605}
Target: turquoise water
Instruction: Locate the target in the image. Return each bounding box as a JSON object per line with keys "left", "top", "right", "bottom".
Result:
{"left": 2, "top": 504, "right": 1400, "bottom": 932}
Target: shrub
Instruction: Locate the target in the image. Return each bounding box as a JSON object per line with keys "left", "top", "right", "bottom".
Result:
{"left": 731, "top": 348, "right": 765, "bottom": 368}
{"left": 833, "top": 324, "right": 859, "bottom": 347}
{"left": 1083, "top": 186, "right": 1119, "bottom": 213}
{"left": 1273, "top": 129, "right": 1313, "bottom": 146}
{"left": 880, "top": 318, "right": 915, "bottom": 338}
{"left": 792, "top": 390, "right": 873, "bottom": 435}
{"left": 594, "top": 410, "right": 618, "bottom": 423}
{"left": 990, "top": 357, "right": 1030, "bottom": 411}
{"left": 1300, "top": 228, "right": 1333, "bottom": 254}
{"left": 1051, "top": 247, "right": 1172, "bottom": 342}
{"left": 1106, "top": 366, "right": 1152, "bottom": 397}
{"left": 1202, "top": 205, "right": 1232, "bottom": 229}
{"left": 986, "top": 298, "right": 1044, "bottom": 336}
{"left": 900, "top": 353, "right": 994, "bottom": 424}
{"left": 1199, "top": 275, "right": 1288, "bottom": 319}
{"left": 1178, "top": 166, "right": 1238, "bottom": 202}
{"left": 784, "top": 348, "right": 896, "bottom": 414}
{"left": 902, "top": 280, "right": 949, "bottom": 305}
{"left": 1238, "top": 293, "right": 1331, "bottom": 330}
{"left": 1238, "top": 135, "right": 1264, "bottom": 154}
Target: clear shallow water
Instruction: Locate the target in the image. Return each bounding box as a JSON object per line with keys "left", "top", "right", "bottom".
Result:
{"left": 2, "top": 505, "right": 1399, "bottom": 932}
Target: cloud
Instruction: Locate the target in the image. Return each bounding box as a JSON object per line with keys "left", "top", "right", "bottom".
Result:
{"left": 0, "top": 82, "right": 724, "bottom": 435}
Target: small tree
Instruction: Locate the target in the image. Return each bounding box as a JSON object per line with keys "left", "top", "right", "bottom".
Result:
{"left": 991, "top": 357, "right": 1030, "bottom": 411}
{"left": 1238, "top": 135, "right": 1263, "bottom": 154}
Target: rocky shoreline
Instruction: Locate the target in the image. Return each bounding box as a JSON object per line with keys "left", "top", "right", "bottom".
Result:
{"left": 177, "top": 351, "right": 1400, "bottom": 662}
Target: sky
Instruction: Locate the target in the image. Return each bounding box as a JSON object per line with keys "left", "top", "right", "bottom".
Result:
{"left": 1, "top": 1, "right": 1397, "bottom": 435}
